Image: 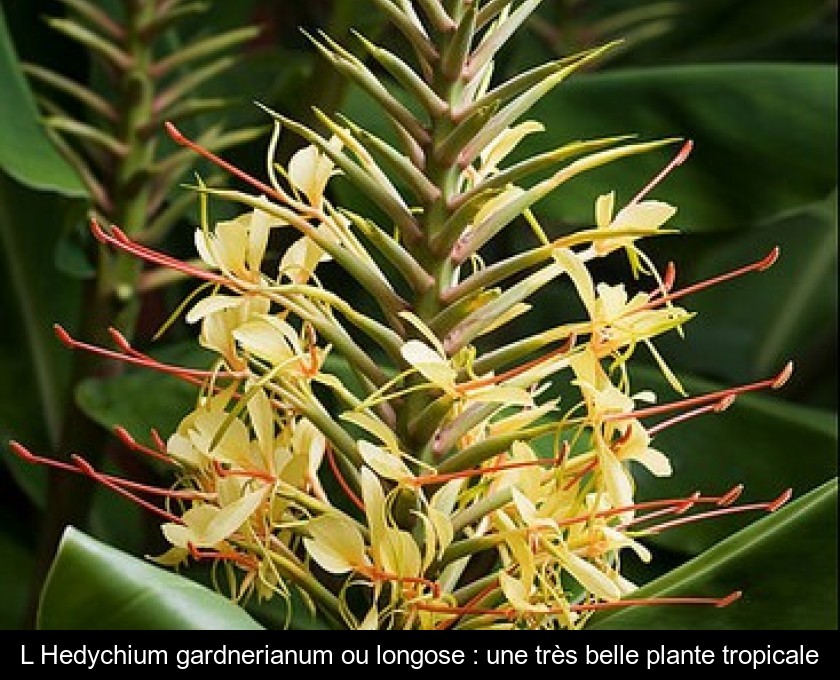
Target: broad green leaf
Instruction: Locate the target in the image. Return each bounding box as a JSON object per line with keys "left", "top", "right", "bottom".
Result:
{"left": 38, "top": 527, "right": 263, "bottom": 630}
{"left": 629, "top": 365, "right": 837, "bottom": 555}
{"left": 0, "top": 6, "right": 85, "bottom": 195}
{"left": 0, "top": 174, "right": 84, "bottom": 503}
{"left": 591, "top": 478, "right": 837, "bottom": 629}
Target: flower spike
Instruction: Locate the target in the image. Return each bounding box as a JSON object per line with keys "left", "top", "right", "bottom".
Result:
{"left": 8, "top": 1, "right": 803, "bottom": 631}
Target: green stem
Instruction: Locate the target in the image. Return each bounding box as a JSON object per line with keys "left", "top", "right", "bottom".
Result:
{"left": 28, "top": 0, "right": 170, "bottom": 626}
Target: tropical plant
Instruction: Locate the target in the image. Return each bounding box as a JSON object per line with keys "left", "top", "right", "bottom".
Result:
{"left": 1, "top": 0, "right": 835, "bottom": 630}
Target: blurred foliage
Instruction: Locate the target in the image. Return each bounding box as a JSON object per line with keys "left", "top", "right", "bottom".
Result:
{"left": 0, "top": 0, "right": 836, "bottom": 629}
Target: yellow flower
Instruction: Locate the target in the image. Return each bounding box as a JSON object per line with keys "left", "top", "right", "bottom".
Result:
{"left": 194, "top": 200, "right": 276, "bottom": 284}
{"left": 162, "top": 478, "right": 268, "bottom": 550}
{"left": 593, "top": 190, "right": 676, "bottom": 260}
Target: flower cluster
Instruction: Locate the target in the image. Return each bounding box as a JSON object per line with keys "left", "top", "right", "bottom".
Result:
{"left": 12, "top": 0, "right": 792, "bottom": 630}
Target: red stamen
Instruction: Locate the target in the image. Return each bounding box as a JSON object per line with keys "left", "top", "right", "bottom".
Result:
{"left": 604, "top": 363, "right": 793, "bottom": 424}
{"left": 114, "top": 426, "right": 173, "bottom": 464}
{"left": 361, "top": 566, "right": 442, "bottom": 598}
{"left": 561, "top": 489, "right": 739, "bottom": 529}
{"left": 11, "top": 441, "right": 207, "bottom": 500}
{"left": 570, "top": 590, "right": 741, "bottom": 612}
{"left": 8, "top": 441, "right": 78, "bottom": 475}
{"left": 410, "top": 449, "right": 568, "bottom": 488}
{"left": 107, "top": 326, "right": 143, "bottom": 355}
{"left": 719, "top": 484, "right": 744, "bottom": 506}
{"left": 677, "top": 491, "right": 702, "bottom": 514}
{"left": 150, "top": 428, "right": 168, "bottom": 454}
{"left": 414, "top": 602, "right": 515, "bottom": 620}
{"left": 70, "top": 454, "right": 183, "bottom": 523}
{"left": 655, "top": 261, "right": 677, "bottom": 298}
{"left": 303, "top": 324, "right": 319, "bottom": 377}
{"left": 166, "top": 122, "right": 299, "bottom": 212}
{"left": 436, "top": 580, "right": 500, "bottom": 630}
{"left": 612, "top": 425, "right": 633, "bottom": 446}
{"left": 55, "top": 324, "right": 243, "bottom": 381}
{"left": 642, "top": 490, "right": 792, "bottom": 534}
{"left": 767, "top": 488, "right": 793, "bottom": 512}
{"left": 618, "top": 504, "right": 687, "bottom": 529}
{"left": 459, "top": 334, "right": 576, "bottom": 393}
{"left": 644, "top": 247, "right": 780, "bottom": 310}
{"left": 647, "top": 395, "right": 736, "bottom": 437}
{"left": 563, "top": 459, "right": 597, "bottom": 491}
{"left": 772, "top": 362, "right": 794, "bottom": 389}
{"left": 91, "top": 219, "right": 231, "bottom": 287}
{"left": 415, "top": 588, "right": 740, "bottom": 620}
{"left": 187, "top": 542, "right": 259, "bottom": 570}
{"left": 212, "top": 459, "right": 276, "bottom": 484}
{"left": 629, "top": 140, "right": 693, "bottom": 206}
{"left": 325, "top": 445, "right": 365, "bottom": 512}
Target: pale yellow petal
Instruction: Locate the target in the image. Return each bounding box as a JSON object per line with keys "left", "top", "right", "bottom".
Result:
{"left": 379, "top": 527, "right": 422, "bottom": 578}
{"left": 279, "top": 236, "right": 325, "bottom": 283}
{"left": 428, "top": 507, "right": 454, "bottom": 559}
{"left": 341, "top": 411, "right": 401, "bottom": 454}
{"left": 595, "top": 191, "right": 615, "bottom": 228}
{"left": 304, "top": 515, "right": 368, "bottom": 574}
{"left": 233, "top": 318, "right": 295, "bottom": 366}
{"left": 633, "top": 447, "right": 672, "bottom": 477}
{"left": 194, "top": 229, "right": 216, "bottom": 268}
{"left": 560, "top": 545, "right": 621, "bottom": 601}
{"left": 185, "top": 294, "right": 243, "bottom": 325}
{"left": 247, "top": 387, "right": 274, "bottom": 459}
{"left": 247, "top": 202, "right": 275, "bottom": 272}
{"left": 479, "top": 121, "right": 544, "bottom": 176}
{"left": 202, "top": 484, "right": 268, "bottom": 545}
{"left": 500, "top": 572, "right": 547, "bottom": 612}
{"left": 599, "top": 447, "right": 635, "bottom": 517}
{"left": 162, "top": 504, "right": 218, "bottom": 548}
{"left": 602, "top": 526, "right": 652, "bottom": 563}
{"left": 360, "top": 466, "right": 387, "bottom": 548}
{"left": 400, "top": 340, "right": 457, "bottom": 391}
{"left": 466, "top": 384, "right": 534, "bottom": 406}
{"left": 610, "top": 200, "right": 676, "bottom": 231}
{"left": 214, "top": 219, "right": 249, "bottom": 276}
{"left": 358, "top": 440, "right": 413, "bottom": 482}
{"left": 553, "top": 247, "right": 596, "bottom": 315}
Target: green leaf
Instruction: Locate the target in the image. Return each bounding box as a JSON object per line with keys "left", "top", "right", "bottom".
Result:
{"left": 0, "top": 5, "right": 88, "bottom": 504}
{"left": 0, "top": 175, "right": 84, "bottom": 502}
{"left": 38, "top": 527, "right": 263, "bottom": 630}
{"left": 0, "top": 5, "right": 85, "bottom": 195}
{"left": 629, "top": 365, "right": 837, "bottom": 555}
{"left": 591, "top": 478, "right": 837, "bottom": 629}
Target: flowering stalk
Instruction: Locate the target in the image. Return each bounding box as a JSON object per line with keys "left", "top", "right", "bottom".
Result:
{"left": 23, "top": 0, "right": 265, "bottom": 624}
{"left": 14, "top": 0, "right": 793, "bottom": 630}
